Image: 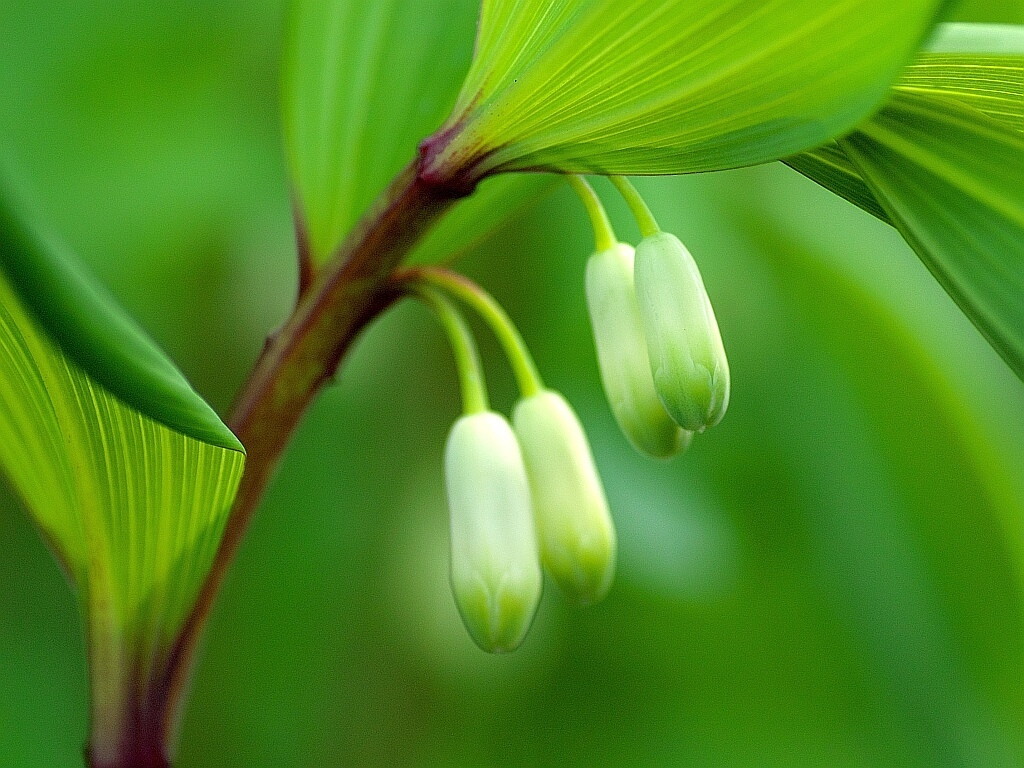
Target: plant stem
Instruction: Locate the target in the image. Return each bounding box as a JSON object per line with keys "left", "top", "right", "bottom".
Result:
{"left": 567, "top": 175, "right": 617, "bottom": 252}
{"left": 87, "top": 681, "right": 171, "bottom": 768}
{"left": 610, "top": 176, "right": 660, "bottom": 238}
{"left": 403, "top": 267, "right": 545, "bottom": 399}
{"left": 107, "top": 159, "right": 462, "bottom": 767}
{"left": 411, "top": 285, "right": 490, "bottom": 414}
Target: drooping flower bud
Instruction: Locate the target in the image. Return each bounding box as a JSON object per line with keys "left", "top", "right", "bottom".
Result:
{"left": 585, "top": 243, "right": 691, "bottom": 458}
{"left": 513, "top": 390, "right": 616, "bottom": 604}
{"left": 634, "top": 232, "right": 730, "bottom": 433}
{"left": 444, "top": 411, "right": 542, "bottom": 653}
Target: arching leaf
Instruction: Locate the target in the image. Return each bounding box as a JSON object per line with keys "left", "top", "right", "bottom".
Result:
{"left": 419, "top": 0, "right": 948, "bottom": 183}
{"left": 0, "top": 178, "right": 245, "bottom": 758}
{"left": 785, "top": 24, "right": 1024, "bottom": 380}
{"left": 841, "top": 93, "right": 1024, "bottom": 379}
{"left": 788, "top": 23, "right": 1024, "bottom": 204}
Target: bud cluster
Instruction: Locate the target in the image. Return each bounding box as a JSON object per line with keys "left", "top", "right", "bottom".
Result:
{"left": 401, "top": 176, "right": 728, "bottom": 653}
{"left": 404, "top": 270, "right": 615, "bottom": 653}
{"left": 577, "top": 176, "right": 730, "bottom": 459}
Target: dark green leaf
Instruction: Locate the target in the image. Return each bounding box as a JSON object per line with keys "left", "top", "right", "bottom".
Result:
{"left": 785, "top": 23, "right": 1024, "bottom": 379}
{"left": 840, "top": 92, "right": 1024, "bottom": 378}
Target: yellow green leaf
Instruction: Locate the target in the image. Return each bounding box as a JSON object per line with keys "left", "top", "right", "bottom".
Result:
{"left": 786, "top": 24, "right": 1024, "bottom": 380}
{"left": 420, "top": 0, "right": 948, "bottom": 183}
{"left": 0, "top": 179, "right": 244, "bottom": 756}
{"left": 903, "top": 23, "right": 1024, "bottom": 130}
{"left": 787, "top": 23, "right": 1024, "bottom": 218}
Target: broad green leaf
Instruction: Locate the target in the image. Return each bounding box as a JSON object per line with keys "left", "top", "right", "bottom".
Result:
{"left": 784, "top": 24, "right": 1024, "bottom": 379}
{"left": 0, "top": 180, "right": 245, "bottom": 753}
{"left": 283, "top": 0, "right": 551, "bottom": 262}
{"left": 839, "top": 92, "right": 1024, "bottom": 379}
{"left": 786, "top": 24, "right": 1024, "bottom": 219}
{"left": 419, "top": 0, "right": 948, "bottom": 183}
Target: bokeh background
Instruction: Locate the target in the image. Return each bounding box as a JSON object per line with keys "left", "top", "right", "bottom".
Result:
{"left": 3, "top": 1, "right": 1024, "bottom": 765}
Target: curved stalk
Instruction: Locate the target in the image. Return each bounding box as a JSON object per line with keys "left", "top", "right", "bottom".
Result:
{"left": 567, "top": 175, "right": 617, "bottom": 252}
{"left": 411, "top": 285, "right": 490, "bottom": 415}
{"left": 610, "top": 176, "right": 660, "bottom": 238}
{"left": 402, "top": 267, "right": 545, "bottom": 399}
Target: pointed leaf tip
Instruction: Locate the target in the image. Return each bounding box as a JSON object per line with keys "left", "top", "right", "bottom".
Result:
{"left": 0, "top": 178, "right": 243, "bottom": 453}
{"left": 0, "top": 176, "right": 245, "bottom": 755}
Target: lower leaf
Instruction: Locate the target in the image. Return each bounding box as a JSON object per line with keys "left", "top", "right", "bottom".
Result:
{"left": 0, "top": 181, "right": 245, "bottom": 762}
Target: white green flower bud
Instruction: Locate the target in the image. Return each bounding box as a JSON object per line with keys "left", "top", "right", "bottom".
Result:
{"left": 634, "top": 231, "right": 730, "bottom": 433}
{"left": 513, "top": 390, "right": 615, "bottom": 604}
{"left": 444, "top": 411, "right": 542, "bottom": 653}
{"left": 585, "top": 243, "right": 691, "bottom": 458}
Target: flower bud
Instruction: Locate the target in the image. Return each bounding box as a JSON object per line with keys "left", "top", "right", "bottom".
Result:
{"left": 444, "top": 412, "right": 542, "bottom": 652}
{"left": 585, "top": 243, "right": 691, "bottom": 458}
{"left": 634, "top": 232, "right": 729, "bottom": 432}
{"left": 513, "top": 390, "right": 615, "bottom": 604}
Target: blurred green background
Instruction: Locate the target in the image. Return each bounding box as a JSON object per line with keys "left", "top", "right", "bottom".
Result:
{"left": 3, "top": 1, "right": 1024, "bottom": 765}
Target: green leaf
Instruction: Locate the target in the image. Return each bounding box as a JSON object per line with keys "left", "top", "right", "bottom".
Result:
{"left": 839, "top": 92, "right": 1024, "bottom": 379}
{"left": 784, "top": 142, "right": 892, "bottom": 223}
{"left": 788, "top": 23, "right": 1024, "bottom": 207}
{"left": 783, "top": 24, "right": 1024, "bottom": 379}
{"left": 0, "top": 179, "right": 245, "bottom": 753}
{"left": 0, "top": 185, "right": 242, "bottom": 453}
{"left": 786, "top": 24, "right": 1024, "bottom": 218}
{"left": 283, "top": 0, "right": 551, "bottom": 262}
{"left": 902, "top": 25, "right": 1024, "bottom": 131}
{"left": 419, "top": 0, "right": 948, "bottom": 183}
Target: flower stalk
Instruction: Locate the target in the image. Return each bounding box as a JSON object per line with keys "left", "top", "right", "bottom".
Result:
{"left": 401, "top": 266, "right": 544, "bottom": 398}
{"left": 411, "top": 285, "right": 490, "bottom": 414}
{"left": 610, "top": 176, "right": 660, "bottom": 239}
{"left": 569, "top": 175, "right": 690, "bottom": 458}
{"left": 398, "top": 265, "right": 616, "bottom": 639}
